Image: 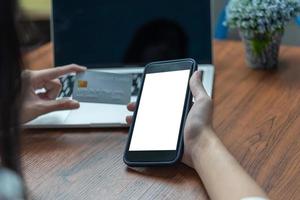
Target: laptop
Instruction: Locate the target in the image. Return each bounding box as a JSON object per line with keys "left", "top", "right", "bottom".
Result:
{"left": 25, "top": 0, "right": 215, "bottom": 128}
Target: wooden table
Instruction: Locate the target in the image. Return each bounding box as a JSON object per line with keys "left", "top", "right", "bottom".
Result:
{"left": 23, "top": 41, "right": 300, "bottom": 200}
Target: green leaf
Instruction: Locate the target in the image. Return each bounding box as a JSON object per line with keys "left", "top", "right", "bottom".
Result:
{"left": 250, "top": 36, "right": 271, "bottom": 56}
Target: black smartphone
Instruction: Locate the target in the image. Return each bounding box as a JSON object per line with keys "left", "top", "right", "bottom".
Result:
{"left": 124, "top": 58, "right": 197, "bottom": 167}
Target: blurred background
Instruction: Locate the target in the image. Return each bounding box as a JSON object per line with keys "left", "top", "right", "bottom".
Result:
{"left": 20, "top": 0, "right": 300, "bottom": 50}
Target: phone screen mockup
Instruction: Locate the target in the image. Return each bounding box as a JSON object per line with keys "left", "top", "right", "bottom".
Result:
{"left": 129, "top": 70, "right": 190, "bottom": 151}
{"left": 124, "top": 59, "right": 196, "bottom": 166}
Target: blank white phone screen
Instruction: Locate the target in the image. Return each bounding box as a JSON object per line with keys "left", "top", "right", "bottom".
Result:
{"left": 129, "top": 69, "right": 190, "bottom": 151}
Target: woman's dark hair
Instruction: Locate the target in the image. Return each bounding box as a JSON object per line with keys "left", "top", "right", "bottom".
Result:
{"left": 0, "top": 0, "right": 23, "bottom": 175}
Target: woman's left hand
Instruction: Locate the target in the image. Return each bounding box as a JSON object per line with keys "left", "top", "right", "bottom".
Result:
{"left": 21, "top": 64, "right": 86, "bottom": 123}
{"left": 125, "top": 71, "right": 213, "bottom": 168}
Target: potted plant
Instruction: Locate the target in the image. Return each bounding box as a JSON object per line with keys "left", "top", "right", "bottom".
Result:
{"left": 225, "top": 0, "right": 300, "bottom": 69}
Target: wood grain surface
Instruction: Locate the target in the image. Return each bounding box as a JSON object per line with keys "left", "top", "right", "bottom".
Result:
{"left": 23, "top": 41, "right": 300, "bottom": 200}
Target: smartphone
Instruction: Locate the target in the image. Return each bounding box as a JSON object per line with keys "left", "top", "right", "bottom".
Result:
{"left": 124, "top": 59, "right": 197, "bottom": 167}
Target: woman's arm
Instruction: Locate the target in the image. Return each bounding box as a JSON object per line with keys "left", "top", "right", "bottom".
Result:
{"left": 183, "top": 71, "right": 268, "bottom": 200}
{"left": 190, "top": 128, "right": 268, "bottom": 200}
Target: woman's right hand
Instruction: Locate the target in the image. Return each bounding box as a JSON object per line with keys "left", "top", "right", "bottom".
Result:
{"left": 126, "top": 71, "right": 215, "bottom": 168}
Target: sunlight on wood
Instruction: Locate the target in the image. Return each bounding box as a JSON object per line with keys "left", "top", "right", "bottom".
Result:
{"left": 20, "top": 0, "right": 51, "bottom": 19}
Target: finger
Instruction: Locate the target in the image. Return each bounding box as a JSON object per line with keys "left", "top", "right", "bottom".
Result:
{"left": 37, "top": 64, "right": 86, "bottom": 80}
{"left": 126, "top": 116, "right": 133, "bottom": 125}
{"left": 127, "top": 102, "right": 136, "bottom": 112}
{"left": 42, "top": 79, "right": 62, "bottom": 99}
{"left": 41, "top": 99, "right": 80, "bottom": 114}
{"left": 189, "top": 71, "right": 208, "bottom": 101}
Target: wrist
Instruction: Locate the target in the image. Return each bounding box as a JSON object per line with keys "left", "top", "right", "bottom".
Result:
{"left": 190, "top": 127, "right": 219, "bottom": 166}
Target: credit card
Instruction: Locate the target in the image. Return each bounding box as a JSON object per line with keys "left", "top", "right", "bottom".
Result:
{"left": 73, "top": 71, "right": 132, "bottom": 105}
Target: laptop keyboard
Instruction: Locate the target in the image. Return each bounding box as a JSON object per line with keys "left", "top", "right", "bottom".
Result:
{"left": 58, "top": 73, "right": 143, "bottom": 98}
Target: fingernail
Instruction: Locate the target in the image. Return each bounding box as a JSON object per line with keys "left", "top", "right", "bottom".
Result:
{"left": 71, "top": 100, "right": 79, "bottom": 105}
{"left": 67, "top": 100, "right": 79, "bottom": 107}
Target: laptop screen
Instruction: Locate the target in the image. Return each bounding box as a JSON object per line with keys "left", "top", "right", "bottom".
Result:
{"left": 52, "top": 0, "right": 212, "bottom": 67}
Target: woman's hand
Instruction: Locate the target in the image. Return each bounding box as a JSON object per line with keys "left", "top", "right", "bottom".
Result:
{"left": 127, "top": 72, "right": 268, "bottom": 199}
{"left": 21, "top": 64, "right": 86, "bottom": 123}
{"left": 181, "top": 71, "right": 213, "bottom": 168}
{"left": 126, "top": 71, "right": 214, "bottom": 168}
{"left": 126, "top": 103, "right": 136, "bottom": 125}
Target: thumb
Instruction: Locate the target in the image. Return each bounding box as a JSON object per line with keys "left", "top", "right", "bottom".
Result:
{"left": 41, "top": 99, "right": 80, "bottom": 114}
{"left": 189, "top": 71, "right": 208, "bottom": 101}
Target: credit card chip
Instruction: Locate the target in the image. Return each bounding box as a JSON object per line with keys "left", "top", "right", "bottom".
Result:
{"left": 78, "top": 80, "right": 88, "bottom": 88}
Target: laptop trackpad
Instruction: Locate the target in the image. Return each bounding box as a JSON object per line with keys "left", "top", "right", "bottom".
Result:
{"left": 65, "top": 102, "right": 131, "bottom": 124}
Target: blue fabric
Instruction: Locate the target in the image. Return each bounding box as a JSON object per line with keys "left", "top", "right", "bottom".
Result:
{"left": 296, "top": 16, "right": 300, "bottom": 26}
{"left": 215, "top": 7, "right": 228, "bottom": 39}
{"left": 0, "top": 168, "right": 24, "bottom": 200}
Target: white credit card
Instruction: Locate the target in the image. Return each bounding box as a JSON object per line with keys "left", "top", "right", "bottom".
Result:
{"left": 72, "top": 71, "right": 132, "bottom": 105}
